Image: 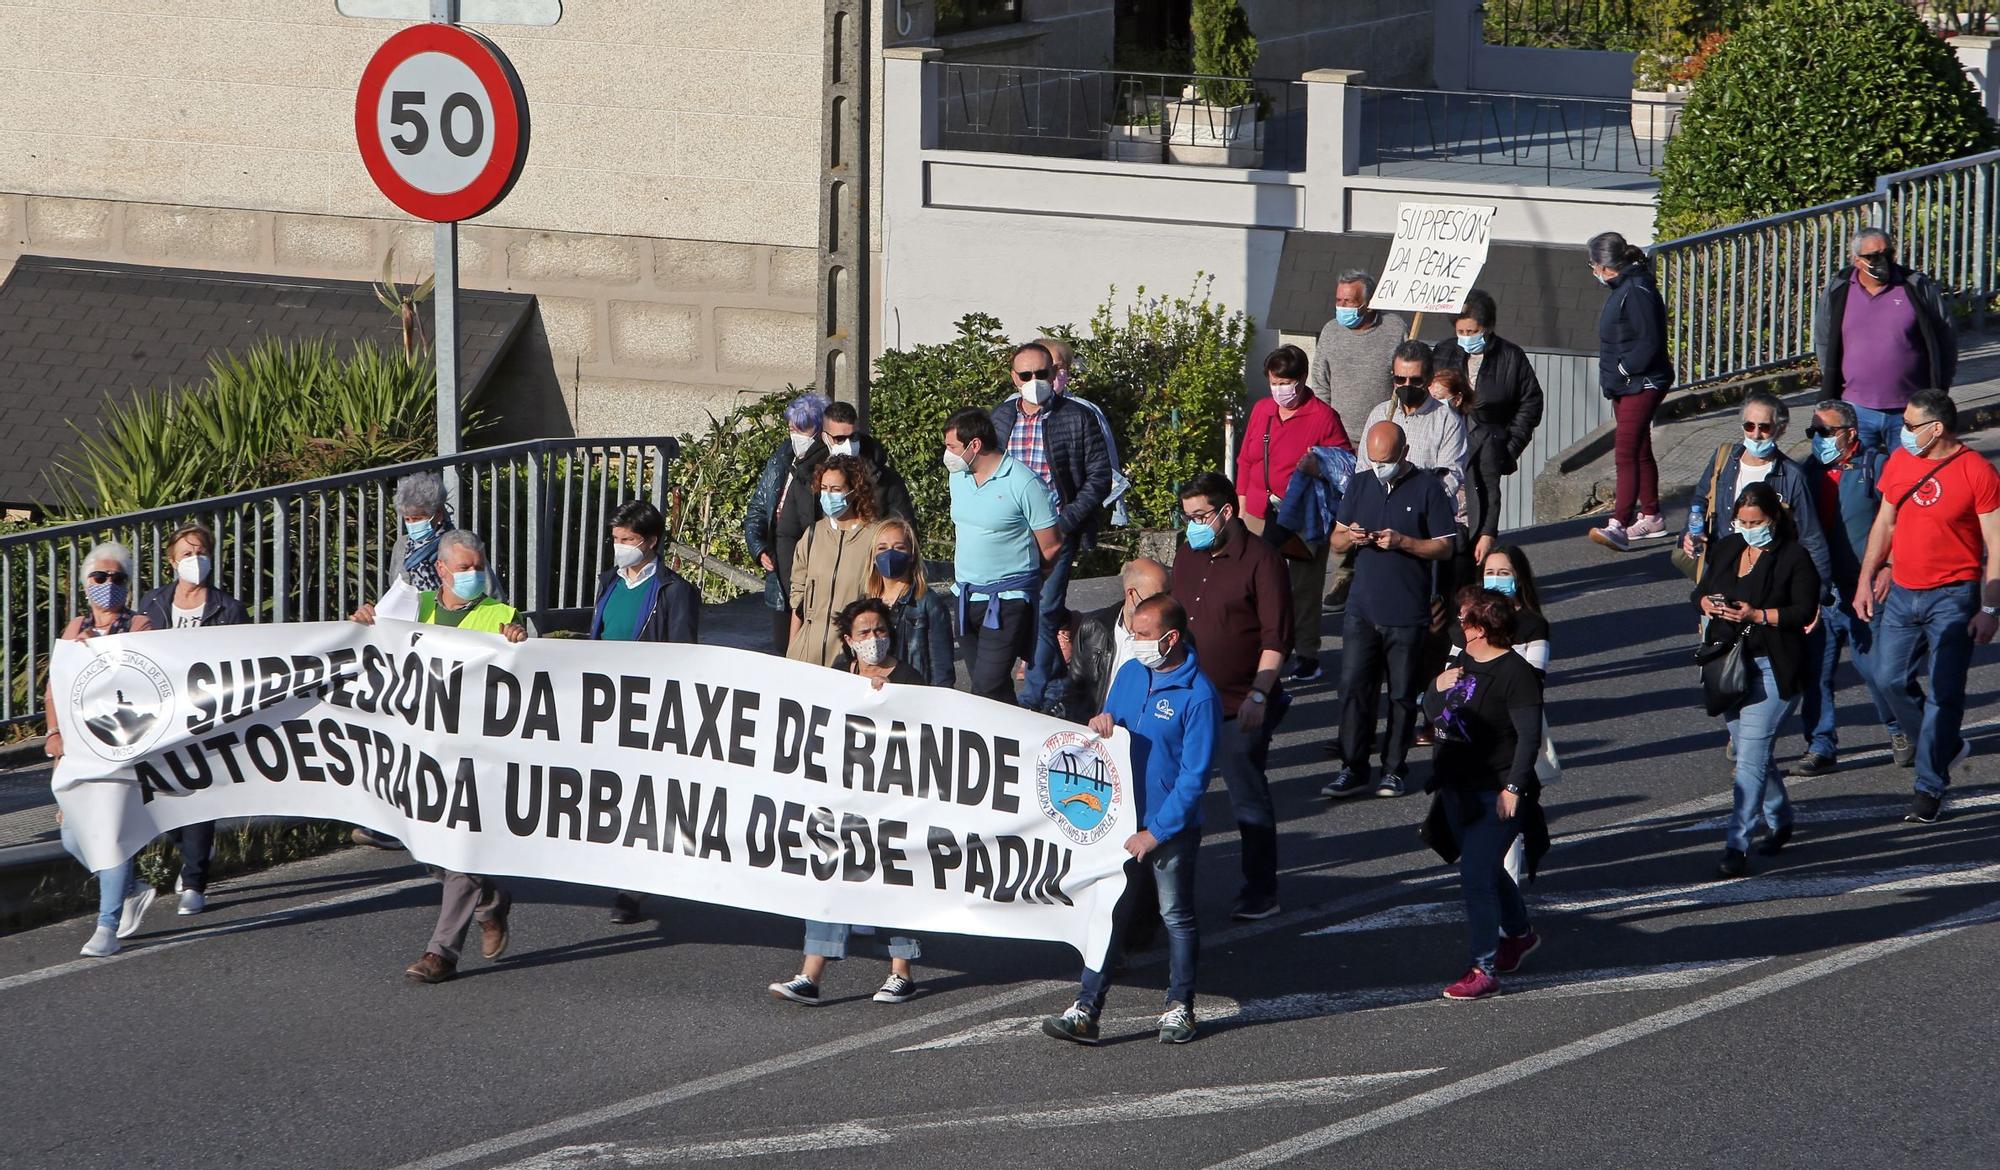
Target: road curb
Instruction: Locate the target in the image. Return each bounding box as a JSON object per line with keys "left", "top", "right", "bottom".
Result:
{"left": 0, "top": 736, "right": 48, "bottom": 771}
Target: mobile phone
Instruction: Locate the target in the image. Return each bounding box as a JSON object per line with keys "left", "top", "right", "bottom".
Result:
{"left": 1706, "top": 593, "right": 1727, "bottom": 605}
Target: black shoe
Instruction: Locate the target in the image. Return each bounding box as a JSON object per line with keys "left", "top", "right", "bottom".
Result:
{"left": 609, "top": 892, "right": 644, "bottom": 925}
{"left": 1905, "top": 792, "right": 1943, "bottom": 824}
{"left": 1231, "top": 894, "right": 1281, "bottom": 920}
{"left": 1715, "top": 848, "right": 1748, "bottom": 878}
{"left": 1891, "top": 732, "right": 1917, "bottom": 768}
{"left": 1321, "top": 769, "right": 1370, "bottom": 799}
{"left": 1042, "top": 1005, "right": 1101, "bottom": 1045}
{"left": 1373, "top": 773, "right": 1406, "bottom": 798}
{"left": 1788, "top": 752, "right": 1835, "bottom": 777}
{"left": 768, "top": 975, "right": 821, "bottom": 1005}
{"left": 1288, "top": 658, "right": 1323, "bottom": 684}
{"left": 1756, "top": 826, "right": 1793, "bottom": 856}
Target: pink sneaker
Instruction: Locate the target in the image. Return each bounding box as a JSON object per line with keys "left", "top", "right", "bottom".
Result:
{"left": 1626, "top": 512, "right": 1670, "bottom": 540}
{"left": 1442, "top": 967, "right": 1500, "bottom": 1000}
{"left": 1494, "top": 929, "right": 1540, "bottom": 974}
{"left": 1587, "top": 520, "right": 1629, "bottom": 551}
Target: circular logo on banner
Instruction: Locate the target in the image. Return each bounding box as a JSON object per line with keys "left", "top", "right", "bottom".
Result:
{"left": 354, "top": 24, "right": 530, "bottom": 222}
{"left": 1034, "top": 730, "right": 1124, "bottom": 846}
{"left": 68, "top": 648, "right": 175, "bottom": 762}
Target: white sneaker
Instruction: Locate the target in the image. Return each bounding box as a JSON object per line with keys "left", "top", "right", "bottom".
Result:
{"left": 1627, "top": 512, "right": 1670, "bottom": 540}
{"left": 116, "top": 886, "right": 157, "bottom": 940}
{"left": 1588, "top": 520, "right": 1630, "bottom": 551}
{"left": 80, "top": 925, "right": 120, "bottom": 958}
{"left": 177, "top": 888, "right": 207, "bottom": 916}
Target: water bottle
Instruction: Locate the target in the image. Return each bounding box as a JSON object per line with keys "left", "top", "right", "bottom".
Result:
{"left": 1686, "top": 503, "right": 1706, "bottom": 555}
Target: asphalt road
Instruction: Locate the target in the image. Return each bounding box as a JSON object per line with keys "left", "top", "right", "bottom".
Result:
{"left": 4, "top": 509, "right": 1998, "bottom": 1170}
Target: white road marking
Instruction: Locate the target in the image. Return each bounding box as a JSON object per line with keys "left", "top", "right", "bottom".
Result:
{"left": 0, "top": 876, "right": 433, "bottom": 994}
{"left": 497, "top": 1073, "right": 1443, "bottom": 1168}
{"left": 1303, "top": 861, "right": 2000, "bottom": 937}
{"left": 1207, "top": 896, "right": 2000, "bottom": 1169}
{"left": 1669, "top": 789, "right": 2000, "bottom": 832}
{"left": 894, "top": 958, "right": 1765, "bottom": 1052}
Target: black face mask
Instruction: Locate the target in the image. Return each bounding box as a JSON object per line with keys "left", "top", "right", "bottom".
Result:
{"left": 1395, "top": 382, "right": 1428, "bottom": 408}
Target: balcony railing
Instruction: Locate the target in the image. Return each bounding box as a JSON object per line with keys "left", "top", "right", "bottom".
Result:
{"left": 1358, "top": 86, "right": 1677, "bottom": 185}
{"left": 931, "top": 61, "right": 1306, "bottom": 171}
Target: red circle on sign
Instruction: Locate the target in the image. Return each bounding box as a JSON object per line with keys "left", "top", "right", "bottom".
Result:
{"left": 354, "top": 24, "right": 529, "bottom": 223}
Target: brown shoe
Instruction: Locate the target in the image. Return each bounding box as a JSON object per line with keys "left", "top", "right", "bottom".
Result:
{"left": 405, "top": 951, "right": 456, "bottom": 984}
{"left": 479, "top": 890, "right": 512, "bottom": 960}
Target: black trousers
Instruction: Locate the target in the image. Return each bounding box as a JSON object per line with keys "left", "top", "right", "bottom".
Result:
{"left": 960, "top": 597, "right": 1034, "bottom": 705}
{"left": 1338, "top": 612, "right": 1427, "bottom": 780}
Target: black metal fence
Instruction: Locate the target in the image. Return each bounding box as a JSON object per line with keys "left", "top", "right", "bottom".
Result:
{"left": 1359, "top": 86, "right": 1678, "bottom": 183}
{"left": 1482, "top": 0, "right": 1667, "bottom": 50}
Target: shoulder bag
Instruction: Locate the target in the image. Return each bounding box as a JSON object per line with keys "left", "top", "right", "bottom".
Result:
{"left": 1671, "top": 440, "right": 1734, "bottom": 582}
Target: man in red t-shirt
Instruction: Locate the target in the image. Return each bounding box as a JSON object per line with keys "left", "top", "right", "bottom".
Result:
{"left": 1235, "top": 344, "right": 1352, "bottom": 683}
{"left": 1855, "top": 390, "right": 2000, "bottom": 823}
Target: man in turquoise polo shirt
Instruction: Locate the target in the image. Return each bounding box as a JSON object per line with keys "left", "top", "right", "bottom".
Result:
{"left": 943, "top": 406, "right": 1062, "bottom": 704}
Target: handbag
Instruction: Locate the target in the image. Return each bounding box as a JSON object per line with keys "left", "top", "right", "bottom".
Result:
{"left": 1671, "top": 440, "right": 1734, "bottom": 582}
{"left": 1696, "top": 628, "right": 1750, "bottom": 716}
{"left": 1534, "top": 713, "right": 1562, "bottom": 784}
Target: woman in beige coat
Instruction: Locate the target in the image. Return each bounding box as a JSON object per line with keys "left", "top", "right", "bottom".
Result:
{"left": 787, "top": 454, "right": 883, "bottom": 666}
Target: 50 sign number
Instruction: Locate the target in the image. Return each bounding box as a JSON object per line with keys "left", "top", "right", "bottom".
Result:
{"left": 356, "top": 24, "right": 528, "bottom": 222}
{"left": 388, "top": 90, "right": 486, "bottom": 159}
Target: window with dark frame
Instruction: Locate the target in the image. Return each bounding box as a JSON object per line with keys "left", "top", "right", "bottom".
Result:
{"left": 935, "top": 0, "right": 1022, "bottom": 36}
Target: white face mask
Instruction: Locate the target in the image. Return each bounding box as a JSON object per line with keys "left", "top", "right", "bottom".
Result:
{"left": 1374, "top": 459, "right": 1402, "bottom": 482}
{"left": 1134, "top": 633, "right": 1173, "bottom": 670}
{"left": 826, "top": 437, "right": 856, "bottom": 457}
{"left": 612, "top": 543, "right": 645, "bottom": 569}
{"left": 853, "top": 635, "right": 891, "bottom": 666}
{"left": 943, "top": 449, "right": 971, "bottom": 475}
{"left": 176, "top": 554, "right": 211, "bottom": 585}
{"left": 1019, "top": 378, "right": 1053, "bottom": 406}
{"left": 789, "top": 431, "right": 814, "bottom": 457}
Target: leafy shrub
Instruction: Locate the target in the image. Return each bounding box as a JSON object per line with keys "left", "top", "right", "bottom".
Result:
{"left": 1655, "top": 0, "right": 1997, "bottom": 239}
{"left": 1192, "top": 0, "right": 1258, "bottom": 107}
{"left": 52, "top": 338, "right": 470, "bottom": 516}
{"left": 865, "top": 314, "right": 1016, "bottom": 546}
{"left": 661, "top": 391, "right": 796, "bottom": 602}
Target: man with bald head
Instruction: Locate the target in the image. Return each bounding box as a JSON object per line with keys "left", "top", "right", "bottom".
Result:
{"left": 1063, "top": 557, "right": 1170, "bottom": 720}
{"left": 1326, "top": 420, "right": 1457, "bottom": 799}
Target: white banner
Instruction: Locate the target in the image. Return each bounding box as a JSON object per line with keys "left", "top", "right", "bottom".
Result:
{"left": 51, "top": 622, "right": 1134, "bottom": 966}
{"left": 1368, "top": 202, "right": 1498, "bottom": 314}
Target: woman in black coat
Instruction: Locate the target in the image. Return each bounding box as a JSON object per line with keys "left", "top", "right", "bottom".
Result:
{"left": 1692, "top": 481, "right": 1822, "bottom": 878}
{"left": 1587, "top": 231, "right": 1677, "bottom": 552}
{"left": 1432, "top": 287, "right": 1544, "bottom": 480}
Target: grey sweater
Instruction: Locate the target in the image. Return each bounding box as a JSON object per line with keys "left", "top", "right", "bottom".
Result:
{"left": 1309, "top": 311, "right": 1411, "bottom": 442}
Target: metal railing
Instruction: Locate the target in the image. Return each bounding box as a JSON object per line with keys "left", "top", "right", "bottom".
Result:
{"left": 0, "top": 436, "right": 678, "bottom": 728}
{"left": 932, "top": 61, "right": 1307, "bottom": 171}
{"left": 1359, "top": 86, "right": 1678, "bottom": 183}
{"left": 1482, "top": 0, "right": 1668, "bottom": 50}
{"left": 1653, "top": 149, "right": 2000, "bottom": 388}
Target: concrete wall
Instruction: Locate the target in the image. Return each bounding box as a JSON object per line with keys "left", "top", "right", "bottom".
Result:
{"left": 1244, "top": 0, "right": 1434, "bottom": 88}
{"left": 1431, "top": 0, "right": 1634, "bottom": 98}
{"left": 0, "top": 1, "right": 839, "bottom": 441}
{"left": 897, "top": 0, "right": 1116, "bottom": 68}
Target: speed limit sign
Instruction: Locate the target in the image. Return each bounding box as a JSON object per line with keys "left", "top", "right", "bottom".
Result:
{"left": 354, "top": 23, "right": 529, "bottom": 222}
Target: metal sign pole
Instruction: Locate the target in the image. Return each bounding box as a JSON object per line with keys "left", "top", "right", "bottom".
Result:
{"left": 431, "top": 0, "right": 462, "bottom": 513}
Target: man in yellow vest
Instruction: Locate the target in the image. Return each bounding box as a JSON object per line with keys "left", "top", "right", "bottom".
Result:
{"left": 353, "top": 529, "right": 528, "bottom": 983}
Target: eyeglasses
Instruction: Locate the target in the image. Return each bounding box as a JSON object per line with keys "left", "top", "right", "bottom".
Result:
{"left": 1742, "top": 421, "right": 1776, "bottom": 435}
{"left": 1184, "top": 507, "right": 1220, "bottom": 525}
{"left": 86, "top": 571, "right": 128, "bottom": 584}
{"left": 1392, "top": 375, "right": 1426, "bottom": 387}
{"left": 1014, "top": 367, "right": 1053, "bottom": 380}
{"left": 1805, "top": 425, "right": 1851, "bottom": 438}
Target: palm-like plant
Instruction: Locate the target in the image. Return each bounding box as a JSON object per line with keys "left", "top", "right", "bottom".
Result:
{"left": 373, "top": 249, "right": 436, "bottom": 360}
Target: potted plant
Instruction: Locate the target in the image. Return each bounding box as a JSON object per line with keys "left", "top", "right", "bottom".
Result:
{"left": 1104, "top": 78, "right": 1166, "bottom": 163}
{"left": 1166, "top": 0, "right": 1262, "bottom": 167}
{"left": 1630, "top": 0, "right": 1698, "bottom": 140}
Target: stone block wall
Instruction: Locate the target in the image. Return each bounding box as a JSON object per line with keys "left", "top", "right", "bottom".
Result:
{"left": 0, "top": 193, "right": 818, "bottom": 442}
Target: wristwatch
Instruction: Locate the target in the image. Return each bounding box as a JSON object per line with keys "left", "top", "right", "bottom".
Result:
{"left": 1247, "top": 690, "right": 1268, "bottom": 704}
{"left": 1503, "top": 783, "right": 1525, "bottom": 796}
{"left": 1983, "top": 606, "right": 1999, "bottom": 617}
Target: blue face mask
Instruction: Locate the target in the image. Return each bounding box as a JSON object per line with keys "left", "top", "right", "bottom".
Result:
{"left": 405, "top": 517, "right": 434, "bottom": 544}
{"left": 450, "top": 569, "right": 487, "bottom": 601}
{"left": 1335, "top": 306, "right": 1363, "bottom": 329}
{"left": 820, "top": 489, "right": 850, "bottom": 518}
{"left": 1742, "top": 436, "right": 1776, "bottom": 459}
{"left": 1737, "top": 523, "right": 1774, "bottom": 549}
{"left": 1811, "top": 435, "right": 1845, "bottom": 464}
{"left": 1185, "top": 517, "right": 1220, "bottom": 550}
{"left": 873, "top": 549, "right": 912, "bottom": 579}
{"left": 1482, "top": 573, "right": 1517, "bottom": 597}
{"left": 1459, "top": 332, "right": 1488, "bottom": 354}
{"left": 1900, "top": 423, "right": 1936, "bottom": 457}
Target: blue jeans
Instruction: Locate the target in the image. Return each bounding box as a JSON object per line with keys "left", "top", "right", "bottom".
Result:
{"left": 1852, "top": 403, "right": 1904, "bottom": 459}
{"left": 61, "top": 823, "right": 133, "bottom": 930}
{"left": 1875, "top": 581, "right": 1979, "bottom": 798}
{"left": 1726, "top": 655, "right": 1798, "bottom": 853}
{"left": 1442, "top": 788, "right": 1529, "bottom": 974}
{"left": 1020, "top": 535, "right": 1080, "bottom": 710}
{"left": 1077, "top": 829, "right": 1199, "bottom": 1012}
{"left": 803, "top": 921, "right": 921, "bottom": 961}
{"left": 1798, "top": 602, "right": 1909, "bottom": 757}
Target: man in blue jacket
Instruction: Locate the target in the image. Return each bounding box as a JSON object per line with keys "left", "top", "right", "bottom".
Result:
{"left": 1042, "top": 595, "right": 1219, "bottom": 1047}
{"left": 1791, "top": 399, "right": 1920, "bottom": 776}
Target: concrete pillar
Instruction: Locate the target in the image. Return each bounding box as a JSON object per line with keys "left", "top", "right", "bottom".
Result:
{"left": 1955, "top": 35, "right": 2000, "bottom": 121}
{"left": 1300, "top": 68, "right": 1366, "bottom": 235}
{"left": 1432, "top": 0, "right": 1478, "bottom": 91}
{"left": 819, "top": 0, "right": 872, "bottom": 419}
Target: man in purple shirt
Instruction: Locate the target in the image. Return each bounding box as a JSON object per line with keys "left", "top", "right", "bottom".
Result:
{"left": 1812, "top": 228, "right": 1956, "bottom": 457}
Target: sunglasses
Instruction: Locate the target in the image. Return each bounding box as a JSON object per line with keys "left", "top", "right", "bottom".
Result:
{"left": 1857, "top": 251, "right": 1893, "bottom": 265}
{"left": 1804, "top": 425, "right": 1850, "bottom": 438}
{"left": 1742, "top": 421, "right": 1775, "bottom": 435}
{"left": 86, "top": 571, "right": 129, "bottom": 584}
{"left": 1392, "top": 375, "right": 1426, "bottom": 387}
{"left": 1014, "top": 367, "right": 1053, "bottom": 380}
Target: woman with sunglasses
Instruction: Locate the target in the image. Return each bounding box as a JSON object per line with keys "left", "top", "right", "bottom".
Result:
{"left": 1693, "top": 482, "right": 1822, "bottom": 878}
{"left": 45, "top": 541, "right": 158, "bottom": 957}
